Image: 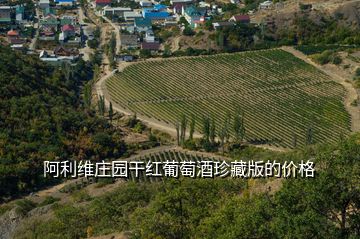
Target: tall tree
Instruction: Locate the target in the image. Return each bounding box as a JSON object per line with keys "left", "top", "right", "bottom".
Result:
{"left": 210, "top": 117, "right": 216, "bottom": 144}
{"left": 180, "top": 114, "right": 187, "bottom": 144}
{"left": 108, "top": 101, "right": 114, "bottom": 122}
{"left": 189, "top": 114, "right": 195, "bottom": 140}
{"left": 202, "top": 116, "right": 210, "bottom": 143}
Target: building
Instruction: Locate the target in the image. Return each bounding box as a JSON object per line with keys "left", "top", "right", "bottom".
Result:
{"left": 39, "top": 0, "right": 50, "bottom": 9}
{"left": 15, "top": 5, "right": 25, "bottom": 23}
{"left": 171, "top": 3, "right": 187, "bottom": 15}
{"left": 141, "top": 42, "right": 160, "bottom": 51}
{"left": 7, "top": 30, "right": 25, "bottom": 44}
{"left": 229, "top": 15, "right": 250, "bottom": 24}
{"left": 39, "top": 16, "right": 59, "bottom": 31}
{"left": 54, "top": 46, "right": 79, "bottom": 56}
{"left": 259, "top": 0, "right": 273, "bottom": 10}
{"left": 0, "top": 6, "right": 11, "bottom": 24}
{"left": 183, "top": 5, "right": 206, "bottom": 28}
{"left": 61, "top": 24, "right": 75, "bottom": 37}
{"left": 142, "top": 5, "right": 170, "bottom": 21}
{"left": 117, "top": 54, "right": 134, "bottom": 62}
{"left": 212, "top": 21, "right": 234, "bottom": 30}
{"left": 95, "top": 0, "right": 111, "bottom": 8}
{"left": 55, "top": 0, "right": 76, "bottom": 6}
{"left": 123, "top": 11, "right": 143, "bottom": 22}
{"left": 102, "top": 6, "right": 132, "bottom": 17}
{"left": 43, "top": 7, "right": 55, "bottom": 17}
{"left": 120, "top": 34, "right": 138, "bottom": 49}
{"left": 144, "top": 29, "right": 155, "bottom": 42}
{"left": 134, "top": 17, "right": 152, "bottom": 32}
{"left": 139, "top": 0, "right": 152, "bottom": 7}
{"left": 60, "top": 15, "right": 77, "bottom": 26}
{"left": 170, "top": 0, "right": 193, "bottom": 4}
{"left": 39, "top": 50, "right": 77, "bottom": 64}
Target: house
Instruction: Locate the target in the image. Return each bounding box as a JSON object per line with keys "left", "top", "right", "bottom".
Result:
{"left": 134, "top": 17, "right": 152, "bottom": 32}
{"left": 15, "top": 5, "right": 25, "bottom": 23}
{"left": 60, "top": 15, "right": 77, "bottom": 26}
{"left": 144, "top": 29, "right": 155, "bottom": 42}
{"left": 39, "top": 50, "right": 77, "bottom": 64}
{"left": 54, "top": 46, "right": 79, "bottom": 56}
{"left": 212, "top": 21, "right": 234, "bottom": 30}
{"left": 102, "top": 6, "right": 132, "bottom": 17}
{"left": 39, "top": 0, "right": 50, "bottom": 9}
{"left": 95, "top": 0, "right": 111, "bottom": 8}
{"left": 7, "top": 29, "right": 25, "bottom": 44}
{"left": 230, "top": 0, "right": 239, "bottom": 4}
{"left": 43, "top": 7, "right": 55, "bottom": 17}
{"left": 117, "top": 54, "right": 134, "bottom": 62}
{"left": 141, "top": 42, "right": 160, "bottom": 51}
{"left": 140, "top": 0, "right": 152, "bottom": 7}
{"left": 171, "top": 3, "right": 183, "bottom": 15}
{"left": 55, "top": 0, "right": 76, "bottom": 6}
{"left": 183, "top": 5, "right": 206, "bottom": 28}
{"left": 120, "top": 34, "right": 138, "bottom": 49}
{"left": 123, "top": 11, "right": 143, "bottom": 22}
{"left": 170, "top": 0, "right": 193, "bottom": 4}
{"left": 259, "top": 0, "right": 273, "bottom": 10}
{"left": 142, "top": 5, "right": 170, "bottom": 21}
{"left": 40, "top": 16, "right": 59, "bottom": 31}
{"left": 229, "top": 15, "right": 250, "bottom": 24}
{"left": 61, "top": 24, "right": 76, "bottom": 38}
{"left": 0, "top": 6, "right": 11, "bottom": 24}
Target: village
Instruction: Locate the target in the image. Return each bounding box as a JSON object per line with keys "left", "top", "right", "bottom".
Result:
{"left": 0, "top": 0, "right": 284, "bottom": 65}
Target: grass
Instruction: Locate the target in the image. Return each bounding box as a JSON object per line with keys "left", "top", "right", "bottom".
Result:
{"left": 106, "top": 49, "right": 351, "bottom": 148}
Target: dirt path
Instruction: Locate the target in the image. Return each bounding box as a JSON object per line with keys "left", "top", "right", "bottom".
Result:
{"left": 95, "top": 66, "right": 288, "bottom": 153}
{"left": 282, "top": 46, "right": 360, "bottom": 133}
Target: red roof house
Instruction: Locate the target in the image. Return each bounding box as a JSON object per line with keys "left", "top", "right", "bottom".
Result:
{"left": 7, "top": 30, "right": 19, "bottom": 37}
{"left": 141, "top": 42, "right": 160, "bottom": 51}
{"left": 95, "top": 0, "right": 111, "bottom": 7}
{"left": 62, "top": 24, "right": 75, "bottom": 32}
{"left": 229, "top": 15, "right": 250, "bottom": 24}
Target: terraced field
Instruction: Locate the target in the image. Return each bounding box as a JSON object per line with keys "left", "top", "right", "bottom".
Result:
{"left": 106, "top": 49, "right": 351, "bottom": 148}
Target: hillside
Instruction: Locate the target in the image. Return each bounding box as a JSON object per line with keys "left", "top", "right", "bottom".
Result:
{"left": 0, "top": 46, "right": 126, "bottom": 201}
{"left": 106, "top": 49, "right": 351, "bottom": 148}
{"left": 2, "top": 135, "right": 359, "bottom": 239}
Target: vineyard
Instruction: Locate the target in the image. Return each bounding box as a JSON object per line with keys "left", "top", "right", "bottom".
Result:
{"left": 106, "top": 49, "right": 351, "bottom": 148}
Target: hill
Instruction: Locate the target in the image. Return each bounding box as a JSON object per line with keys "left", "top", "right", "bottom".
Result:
{"left": 0, "top": 46, "right": 126, "bottom": 201}
{"left": 106, "top": 49, "right": 351, "bottom": 148}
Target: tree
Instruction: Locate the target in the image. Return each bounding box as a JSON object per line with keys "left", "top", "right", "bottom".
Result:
{"left": 175, "top": 122, "right": 180, "bottom": 146}
{"left": 202, "top": 116, "right": 210, "bottom": 143}
{"left": 108, "top": 101, "right": 114, "bottom": 122}
{"left": 189, "top": 114, "right": 195, "bottom": 140}
{"left": 180, "top": 114, "right": 187, "bottom": 145}
{"left": 210, "top": 117, "right": 216, "bottom": 144}
{"left": 306, "top": 126, "right": 313, "bottom": 145}
{"left": 98, "top": 95, "right": 106, "bottom": 116}
{"left": 234, "top": 108, "right": 245, "bottom": 143}
{"left": 218, "top": 126, "right": 226, "bottom": 155}
{"left": 183, "top": 26, "right": 195, "bottom": 36}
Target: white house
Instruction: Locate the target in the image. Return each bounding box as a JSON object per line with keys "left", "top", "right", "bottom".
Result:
{"left": 123, "top": 11, "right": 142, "bottom": 22}
{"left": 39, "top": 0, "right": 50, "bottom": 9}
{"left": 140, "top": 0, "right": 152, "bottom": 7}
{"left": 102, "top": 6, "right": 132, "bottom": 17}
{"left": 145, "top": 29, "right": 155, "bottom": 43}
{"left": 259, "top": 0, "right": 273, "bottom": 10}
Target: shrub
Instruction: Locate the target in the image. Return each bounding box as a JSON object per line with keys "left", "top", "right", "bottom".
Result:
{"left": 15, "top": 199, "right": 37, "bottom": 216}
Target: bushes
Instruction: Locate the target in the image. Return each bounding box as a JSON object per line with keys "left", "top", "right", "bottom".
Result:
{"left": 15, "top": 199, "right": 37, "bottom": 216}
{"left": 312, "top": 50, "right": 342, "bottom": 65}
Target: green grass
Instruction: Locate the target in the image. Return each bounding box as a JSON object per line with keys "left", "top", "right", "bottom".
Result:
{"left": 106, "top": 49, "right": 351, "bottom": 148}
